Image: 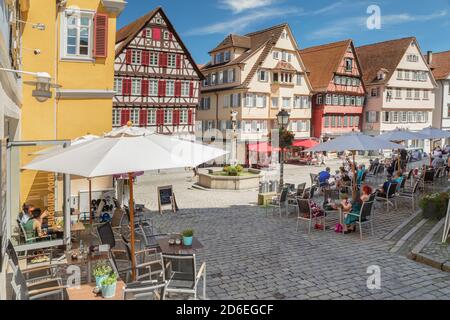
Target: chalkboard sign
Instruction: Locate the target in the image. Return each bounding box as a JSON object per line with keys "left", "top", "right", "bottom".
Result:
{"left": 157, "top": 185, "right": 177, "bottom": 214}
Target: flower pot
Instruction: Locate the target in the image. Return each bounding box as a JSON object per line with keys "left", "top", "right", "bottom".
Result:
{"left": 183, "top": 236, "right": 193, "bottom": 246}
{"left": 101, "top": 282, "right": 117, "bottom": 299}
{"left": 95, "top": 275, "right": 107, "bottom": 288}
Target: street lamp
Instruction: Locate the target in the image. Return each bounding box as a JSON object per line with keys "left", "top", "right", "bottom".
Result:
{"left": 276, "top": 109, "right": 290, "bottom": 191}
{"left": 230, "top": 110, "right": 238, "bottom": 166}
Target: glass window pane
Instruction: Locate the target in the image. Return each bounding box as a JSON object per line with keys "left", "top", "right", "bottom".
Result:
{"left": 80, "top": 27, "right": 89, "bottom": 36}
{"left": 79, "top": 46, "right": 88, "bottom": 55}
{"left": 81, "top": 17, "right": 90, "bottom": 26}
{"left": 68, "top": 16, "right": 77, "bottom": 25}
{"left": 80, "top": 37, "right": 89, "bottom": 46}
{"left": 68, "top": 28, "right": 77, "bottom": 36}
{"left": 67, "top": 46, "right": 76, "bottom": 54}
{"left": 68, "top": 37, "right": 76, "bottom": 46}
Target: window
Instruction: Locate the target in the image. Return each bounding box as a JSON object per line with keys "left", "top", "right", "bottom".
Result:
{"left": 180, "top": 109, "right": 188, "bottom": 124}
{"left": 166, "top": 80, "right": 175, "bottom": 96}
{"left": 383, "top": 111, "right": 390, "bottom": 123}
{"left": 417, "top": 111, "right": 423, "bottom": 123}
{"left": 371, "top": 88, "right": 379, "bottom": 97}
{"left": 288, "top": 53, "right": 292, "bottom": 62}
{"left": 401, "top": 111, "right": 407, "bottom": 123}
{"left": 392, "top": 111, "right": 399, "bottom": 123}
{"left": 324, "top": 116, "right": 329, "bottom": 128}
{"left": 366, "top": 111, "right": 377, "bottom": 123}
{"left": 273, "top": 51, "right": 279, "bottom": 60}
{"left": 338, "top": 116, "right": 343, "bottom": 127}
{"left": 211, "top": 73, "right": 217, "bottom": 85}
{"left": 271, "top": 97, "right": 279, "bottom": 109}
{"left": 282, "top": 97, "right": 291, "bottom": 108}
{"left": 131, "top": 79, "right": 141, "bottom": 95}
{"left": 114, "top": 78, "right": 122, "bottom": 94}
{"left": 332, "top": 95, "right": 338, "bottom": 105}
{"left": 339, "top": 95, "right": 345, "bottom": 106}
{"left": 147, "top": 109, "right": 156, "bottom": 125}
{"left": 131, "top": 109, "right": 139, "bottom": 125}
{"left": 149, "top": 80, "right": 158, "bottom": 96}
{"left": 331, "top": 116, "right": 336, "bottom": 127}
{"left": 224, "top": 51, "right": 231, "bottom": 62}
{"left": 231, "top": 93, "right": 240, "bottom": 107}
{"left": 131, "top": 50, "right": 141, "bottom": 65}
{"left": 164, "top": 109, "right": 172, "bottom": 124}
{"left": 168, "top": 54, "right": 176, "bottom": 67}
{"left": 63, "top": 11, "right": 94, "bottom": 59}
{"left": 163, "top": 30, "right": 170, "bottom": 40}
{"left": 412, "top": 71, "right": 418, "bottom": 81}
{"left": 345, "top": 58, "right": 353, "bottom": 71}
{"left": 258, "top": 70, "right": 268, "bottom": 82}
{"left": 397, "top": 70, "right": 403, "bottom": 80}
{"left": 112, "top": 109, "right": 120, "bottom": 126}
{"left": 325, "top": 94, "right": 331, "bottom": 105}
{"left": 181, "top": 81, "right": 190, "bottom": 97}
{"left": 448, "top": 105, "right": 450, "bottom": 117}
{"left": 281, "top": 30, "right": 287, "bottom": 39}
{"left": 150, "top": 52, "right": 158, "bottom": 66}
{"left": 245, "top": 94, "right": 254, "bottom": 107}
{"left": 377, "top": 72, "right": 385, "bottom": 80}
{"left": 354, "top": 116, "right": 360, "bottom": 127}
{"left": 406, "top": 88, "right": 412, "bottom": 99}
{"left": 406, "top": 54, "right": 419, "bottom": 62}
{"left": 343, "top": 116, "right": 348, "bottom": 127}
{"left": 334, "top": 76, "right": 340, "bottom": 85}
{"left": 408, "top": 111, "right": 413, "bottom": 122}
{"left": 349, "top": 116, "right": 353, "bottom": 127}
{"left": 223, "top": 95, "right": 229, "bottom": 108}
{"left": 200, "top": 97, "right": 211, "bottom": 110}
{"left": 424, "top": 111, "right": 429, "bottom": 122}
{"left": 396, "top": 88, "right": 402, "bottom": 99}
{"left": 414, "top": 89, "right": 420, "bottom": 100}
{"left": 296, "top": 73, "right": 302, "bottom": 86}
{"left": 345, "top": 96, "right": 351, "bottom": 105}
{"left": 272, "top": 72, "right": 279, "bottom": 83}
{"left": 404, "top": 70, "right": 410, "bottom": 80}
{"left": 215, "top": 53, "right": 223, "bottom": 64}
{"left": 281, "top": 51, "right": 287, "bottom": 61}
{"left": 280, "top": 73, "right": 293, "bottom": 83}
{"left": 294, "top": 96, "right": 301, "bottom": 108}
{"left": 316, "top": 95, "right": 323, "bottom": 105}
{"left": 218, "top": 71, "right": 223, "bottom": 84}
{"left": 227, "top": 69, "right": 235, "bottom": 83}
{"left": 423, "top": 90, "right": 429, "bottom": 100}
{"left": 256, "top": 95, "right": 266, "bottom": 108}
{"left": 420, "top": 72, "right": 428, "bottom": 82}
{"left": 352, "top": 78, "right": 357, "bottom": 86}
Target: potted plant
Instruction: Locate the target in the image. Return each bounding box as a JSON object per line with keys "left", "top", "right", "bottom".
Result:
{"left": 93, "top": 263, "right": 112, "bottom": 288}
{"left": 182, "top": 229, "right": 194, "bottom": 246}
{"left": 101, "top": 273, "right": 118, "bottom": 299}
{"left": 419, "top": 192, "right": 450, "bottom": 219}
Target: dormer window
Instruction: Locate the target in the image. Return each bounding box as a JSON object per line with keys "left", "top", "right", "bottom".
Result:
{"left": 258, "top": 70, "right": 268, "bottom": 82}
{"left": 281, "top": 51, "right": 287, "bottom": 61}
{"left": 273, "top": 51, "right": 279, "bottom": 60}
{"left": 406, "top": 54, "right": 419, "bottom": 62}
{"left": 376, "top": 71, "right": 385, "bottom": 80}
{"left": 215, "top": 52, "right": 223, "bottom": 64}
{"left": 345, "top": 58, "right": 353, "bottom": 71}
{"left": 224, "top": 51, "right": 231, "bottom": 62}
{"left": 281, "top": 30, "right": 287, "bottom": 39}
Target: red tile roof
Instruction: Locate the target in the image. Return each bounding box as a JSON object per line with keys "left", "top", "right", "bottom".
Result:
{"left": 428, "top": 51, "right": 450, "bottom": 80}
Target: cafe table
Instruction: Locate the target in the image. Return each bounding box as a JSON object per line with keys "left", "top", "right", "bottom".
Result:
{"left": 66, "top": 249, "right": 112, "bottom": 283}
{"left": 157, "top": 236, "right": 203, "bottom": 255}
{"left": 66, "top": 280, "right": 125, "bottom": 300}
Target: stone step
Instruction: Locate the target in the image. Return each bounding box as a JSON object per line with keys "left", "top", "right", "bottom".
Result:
{"left": 389, "top": 218, "right": 429, "bottom": 254}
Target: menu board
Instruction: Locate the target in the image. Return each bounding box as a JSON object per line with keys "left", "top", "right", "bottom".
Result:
{"left": 157, "top": 185, "right": 177, "bottom": 214}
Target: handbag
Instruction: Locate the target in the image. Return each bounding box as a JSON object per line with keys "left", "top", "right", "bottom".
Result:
{"left": 334, "top": 223, "right": 343, "bottom": 233}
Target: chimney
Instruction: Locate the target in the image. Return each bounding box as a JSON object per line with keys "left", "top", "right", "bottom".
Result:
{"left": 427, "top": 51, "right": 433, "bottom": 65}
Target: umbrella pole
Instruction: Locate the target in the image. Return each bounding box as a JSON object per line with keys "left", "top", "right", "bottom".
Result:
{"left": 128, "top": 173, "right": 136, "bottom": 281}
{"left": 89, "top": 179, "right": 92, "bottom": 225}
{"left": 352, "top": 151, "right": 357, "bottom": 201}
{"left": 398, "top": 149, "right": 401, "bottom": 173}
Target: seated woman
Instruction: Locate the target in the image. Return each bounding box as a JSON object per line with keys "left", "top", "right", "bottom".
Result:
{"left": 356, "top": 165, "right": 365, "bottom": 185}
{"left": 21, "top": 209, "right": 46, "bottom": 242}
{"left": 343, "top": 185, "right": 373, "bottom": 233}
{"left": 301, "top": 193, "right": 326, "bottom": 230}
{"left": 393, "top": 171, "right": 404, "bottom": 190}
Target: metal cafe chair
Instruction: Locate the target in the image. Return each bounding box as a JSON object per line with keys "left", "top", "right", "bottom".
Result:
{"left": 375, "top": 182, "right": 398, "bottom": 212}
{"left": 346, "top": 193, "right": 376, "bottom": 240}
{"left": 398, "top": 180, "right": 421, "bottom": 211}
{"left": 267, "top": 188, "right": 289, "bottom": 217}
{"left": 123, "top": 280, "right": 168, "bottom": 300}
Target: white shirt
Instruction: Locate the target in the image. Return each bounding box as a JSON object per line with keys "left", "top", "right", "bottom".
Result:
{"left": 20, "top": 212, "right": 30, "bottom": 224}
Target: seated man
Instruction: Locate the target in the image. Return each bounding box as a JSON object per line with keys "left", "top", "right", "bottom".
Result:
{"left": 432, "top": 155, "right": 445, "bottom": 169}
{"left": 318, "top": 167, "right": 331, "bottom": 187}
{"left": 377, "top": 175, "right": 393, "bottom": 198}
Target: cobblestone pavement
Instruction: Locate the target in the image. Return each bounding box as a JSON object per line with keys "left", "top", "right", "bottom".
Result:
{"left": 132, "top": 162, "right": 450, "bottom": 300}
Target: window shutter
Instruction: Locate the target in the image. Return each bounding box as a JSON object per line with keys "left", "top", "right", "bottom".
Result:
{"left": 120, "top": 110, "right": 126, "bottom": 126}
{"left": 125, "top": 49, "right": 132, "bottom": 64}
{"left": 159, "top": 52, "right": 167, "bottom": 67}
{"left": 169, "top": 32, "right": 173, "bottom": 40}
{"left": 141, "top": 79, "right": 149, "bottom": 96}
{"left": 238, "top": 93, "right": 241, "bottom": 107}
{"left": 223, "top": 71, "right": 228, "bottom": 83}
{"left": 375, "top": 112, "right": 379, "bottom": 122}
{"left": 173, "top": 110, "right": 180, "bottom": 125}
{"left": 123, "top": 78, "right": 131, "bottom": 96}
{"left": 152, "top": 28, "right": 161, "bottom": 40}
{"left": 175, "top": 81, "right": 181, "bottom": 97}
{"left": 189, "top": 82, "right": 194, "bottom": 97}
{"left": 142, "top": 51, "right": 149, "bottom": 66}
{"left": 158, "top": 80, "right": 166, "bottom": 97}
{"left": 139, "top": 109, "right": 147, "bottom": 126}
{"left": 176, "top": 54, "right": 181, "bottom": 69}
{"left": 188, "top": 109, "right": 193, "bottom": 125}
{"left": 142, "top": 28, "right": 147, "bottom": 38}
{"left": 93, "top": 13, "right": 108, "bottom": 58}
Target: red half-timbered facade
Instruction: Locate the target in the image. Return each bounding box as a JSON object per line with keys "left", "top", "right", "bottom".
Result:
{"left": 113, "top": 7, "right": 203, "bottom": 137}
{"left": 299, "top": 40, "right": 366, "bottom": 140}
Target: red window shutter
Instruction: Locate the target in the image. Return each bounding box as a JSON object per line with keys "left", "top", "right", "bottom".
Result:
{"left": 159, "top": 52, "right": 167, "bottom": 68}
{"left": 141, "top": 79, "right": 149, "bottom": 96}
{"left": 169, "top": 32, "right": 173, "bottom": 40}
{"left": 188, "top": 109, "right": 193, "bottom": 125}
{"left": 175, "top": 80, "right": 181, "bottom": 97}
{"left": 120, "top": 110, "right": 126, "bottom": 126}
{"left": 125, "top": 49, "right": 132, "bottom": 64}
{"left": 142, "top": 28, "right": 147, "bottom": 38}
{"left": 158, "top": 80, "right": 166, "bottom": 97}
{"left": 156, "top": 110, "right": 164, "bottom": 125}
{"left": 152, "top": 28, "right": 161, "bottom": 40}
{"left": 139, "top": 109, "right": 148, "bottom": 126}
{"left": 122, "top": 78, "right": 131, "bottom": 96}
{"left": 173, "top": 110, "right": 180, "bottom": 125}
{"left": 189, "top": 82, "right": 194, "bottom": 97}
{"left": 176, "top": 54, "right": 181, "bottom": 69}
{"left": 142, "top": 51, "right": 149, "bottom": 66}
{"left": 93, "top": 13, "right": 108, "bottom": 58}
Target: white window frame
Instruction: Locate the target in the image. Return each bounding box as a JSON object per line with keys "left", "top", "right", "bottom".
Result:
{"left": 149, "top": 79, "right": 158, "bottom": 96}
{"left": 61, "top": 9, "right": 95, "bottom": 61}
{"left": 131, "top": 79, "right": 141, "bottom": 96}
{"left": 147, "top": 109, "right": 156, "bottom": 125}
{"left": 397, "top": 70, "right": 403, "bottom": 80}
{"left": 423, "top": 90, "right": 429, "bottom": 100}
{"left": 114, "top": 78, "right": 122, "bottom": 94}
{"left": 271, "top": 97, "right": 279, "bottom": 109}
{"left": 395, "top": 88, "right": 402, "bottom": 99}
{"left": 166, "top": 80, "right": 175, "bottom": 96}
{"left": 130, "top": 108, "right": 139, "bottom": 125}
{"left": 163, "top": 30, "right": 170, "bottom": 40}
{"left": 180, "top": 109, "right": 188, "bottom": 124}
{"left": 227, "top": 69, "right": 235, "bottom": 83}
{"left": 181, "top": 81, "right": 190, "bottom": 97}
{"left": 168, "top": 53, "right": 177, "bottom": 68}
{"left": 112, "top": 109, "right": 120, "bottom": 126}
{"left": 258, "top": 70, "right": 268, "bottom": 82}
{"left": 149, "top": 52, "right": 159, "bottom": 66}
{"left": 282, "top": 97, "right": 291, "bottom": 109}
{"left": 164, "top": 109, "right": 173, "bottom": 124}
{"left": 131, "top": 50, "right": 141, "bottom": 65}
{"left": 296, "top": 73, "right": 302, "bottom": 86}
{"left": 273, "top": 51, "right": 279, "bottom": 60}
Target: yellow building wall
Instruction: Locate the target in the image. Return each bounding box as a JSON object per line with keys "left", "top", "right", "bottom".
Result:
{"left": 19, "top": 0, "right": 120, "bottom": 213}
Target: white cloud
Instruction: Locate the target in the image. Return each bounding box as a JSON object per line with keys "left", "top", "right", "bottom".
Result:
{"left": 308, "top": 10, "right": 448, "bottom": 40}
{"left": 186, "top": 7, "right": 302, "bottom": 35}
{"left": 219, "top": 0, "right": 276, "bottom": 13}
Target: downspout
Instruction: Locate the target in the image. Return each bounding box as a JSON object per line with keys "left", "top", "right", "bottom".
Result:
{"left": 54, "top": 3, "right": 59, "bottom": 140}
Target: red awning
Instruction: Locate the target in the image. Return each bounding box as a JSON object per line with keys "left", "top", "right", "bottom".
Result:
{"left": 292, "top": 139, "right": 319, "bottom": 148}
{"left": 248, "top": 142, "right": 281, "bottom": 153}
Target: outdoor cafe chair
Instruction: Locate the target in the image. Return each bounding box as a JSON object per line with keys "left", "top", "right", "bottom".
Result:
{"left": 267, "top": 188, "right": 289, "bottom": 217}
{"left": 295, "top": 199, "right": 325, "bottom": 234}
{"left": 123, "top": 242, "right": 165, "bottom": 282}
{"left": 97, "top": 222, "right": 129, "bottom": 261}
{"left": 296, "top": 183, "right": 306, "bottom": 197}
{"left": 19, "top": 222, "right": 52, "bottom": 245}
{"left": 398, "top": 180, "right": 421, "bottom": 211}
{"left": 10, "top": 260, "right": 65, "bottom": 300}
{"left": 163, "top": 254, "right": 206, "bottom": 300}
{"left": 310, "top": 173, "right": 318, "bottom": 188}
{"left": 346, "top": 193, "right": 376, "bottom": 240}
{"left": 375, "top": 182, "right": 398, "bottom": 212}
{"left": 123, "top": 280, "right": 168, "bottom": 300}
{"left": 423, "top": 170, "right": 435, "bottom": 190}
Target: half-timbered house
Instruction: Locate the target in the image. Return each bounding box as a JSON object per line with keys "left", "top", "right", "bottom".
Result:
{"left": 114, "top": 7, "right": 203, "bottom": 138}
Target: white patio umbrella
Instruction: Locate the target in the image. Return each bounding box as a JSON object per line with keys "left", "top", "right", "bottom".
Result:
{"left": 305, "top": 133, "right": 404, "bottom": 197}
{"left": 32, "top": 134, "right": 99, "bottom": 155}
{"left": 23, "top": 124, "right": 228, "bottom": 280}
{"left": 416, "top": 127, "right": 450, "bottom": 165}
{"left": 378, "top": 129, "right": 427, "bottom": 169}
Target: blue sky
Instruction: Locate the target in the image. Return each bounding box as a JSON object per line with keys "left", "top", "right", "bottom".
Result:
{"left": 118, "top": 0, "right": 450, "bottom": 64}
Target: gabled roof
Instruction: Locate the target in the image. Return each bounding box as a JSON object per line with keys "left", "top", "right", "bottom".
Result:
{"left": 209, "top": 34, "right": 251, "bottom": 53}
{"left": 355, "top": 37, "right": 415, "bottom": 85}
{"left": 299, "top": 39, "right": 352, "bottom": 92}
{"left": 202, "top": 23, "right": 287, "bottom": 71}
{"left": 427, "top": 51, "right": 450, "bottom": 80}
{"left": 115, "top": 6, "right": 204, "bottom": 79}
